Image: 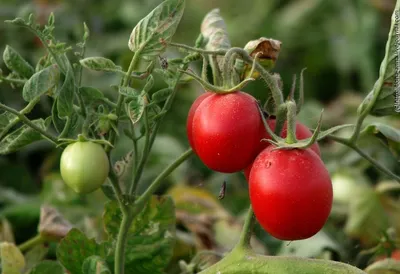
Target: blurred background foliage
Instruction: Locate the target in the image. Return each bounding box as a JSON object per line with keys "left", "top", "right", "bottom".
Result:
{"left": 0, "top": 0, "right": 400, "bottom": 273}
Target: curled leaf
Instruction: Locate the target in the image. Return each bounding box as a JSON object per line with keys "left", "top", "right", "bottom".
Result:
{"left": 38, "top": 206, "right": 73, "bottom": 240}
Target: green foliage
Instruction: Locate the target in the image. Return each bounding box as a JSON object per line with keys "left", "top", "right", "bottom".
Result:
{"left": 56, "top": 228, "right": 109, "bottom": 274}
{"left": 128, "top": 0, "right": 185, "bottom": 60}
{"left": 29, "top": 261, "right": 64, "bottom": 274}
{"left": 103, "top": 196, "right": 176, "bottom": 273}
{"left": 0, "top": 118, "right": 48, "bottom": 154}
{"left": 80, "top": 57, "right": 123, "bottom": 74}
{"left": 3, "top": 45, "right": 34, "bottom": 79}
{"left": 22, "top": 65, "right": 60, "bottom": 102}
{"left": 82, "top": 256, "right": 112, "bottom": 274}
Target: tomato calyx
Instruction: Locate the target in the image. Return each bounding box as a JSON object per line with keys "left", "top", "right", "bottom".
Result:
{"left": 57, "top": 134, "right": 114, "bottom": 149}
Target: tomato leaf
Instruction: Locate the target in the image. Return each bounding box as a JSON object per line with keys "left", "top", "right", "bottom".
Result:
{"left": 125, "top": 95, "right": 145, "bottom": 126}
{"left": 80, "top": 57, "right": 122, "bottom": 73}
{"left": 2, "top": 45, "right": 34, "bottom": 79}
{"left": 345, "top": 184, "right": 389, "bottom": 246}
{"left": 52, "top": 100, "right": 83, "bottom": 137}
{"left": 22, "top": 64, "right": 60, "bottom": 102}
{"left": 151, "top": 88, "right": 173, "bottom": 103}
{"left": 29, "top": 261, "right": 64, "bottom": 274}
{"left": 0, "top": 119, "right": 48, "bottom": 155}
{"left": 118, "top": 86, "right": 140, "bottom": 98}
{"left": 358, "top": 1, "right": 400, "bottom": 117}
{"left": 79, "top": 86, "right": 105, "bottom": 104}
{"left": 103, "top": 196, "right": 176, "bottom": 274}
{"left": 23, "top": 245, "right": 49, "bottom": 273}
{"left": 201, "top": 8, "right": 231, "bottom": 54}
{"left": 361, "top": 123, "right": 400, "bottom": 160}
{"left": 0, "top": 242, "right": 25, "bottom": 274}
{"left": 128, "top": 0, "right": 185, "bottom": 59}
{"left": 0, "top": 112, "right": 17, "bottom": 133}
{"left": 198, "top": 248, "right": 366, "bottom": 274}
{"left": 56, "top": 228, "right": 109, "bottom": 274}
{"left": 57, "top": 58, "right": 75, "bottom": 117}
{"left": 82, "top": 256, "right": 112, "bottom": 274}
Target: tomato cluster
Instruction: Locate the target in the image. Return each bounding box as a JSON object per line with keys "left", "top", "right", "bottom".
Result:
{"left": 187, "top": 91, "right": 333, "bottom": 241}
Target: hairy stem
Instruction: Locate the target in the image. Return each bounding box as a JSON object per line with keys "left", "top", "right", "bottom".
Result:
{"left": 129, "top": 107, "right": 150, "bottom": 195}
{"left": 0, "top": 102, "right": 58, "bottom": 144}
{"left": 18, "top": 234, "right": 45, "bottom": 252}
{"left": 134, "top": 148, "right": 193, "bottom": 212}
{"left": 114, "top": 212, "right": 133, "bottom": 274}
{"left": 236, "top": 206, "right": 255, "bottom": 250}
{"left": 0, "top": 97, "right": 40, "bottom": 141}
{"left": 106, "top": 49, "right": 142, "bottom": 152}
{"left": 330, "top": 135, "right": 400, "bottom": 182}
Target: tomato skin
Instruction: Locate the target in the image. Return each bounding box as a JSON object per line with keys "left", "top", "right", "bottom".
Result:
{"left": 244, "top": 119, "right": 321, "bottom": 181}
{"left": 60, "top": 141, "right": 110, "bottom": 194}
{"left": 190, "top": 91, "right": 262, "bottom": 173}
{"left": 186, "top": 92, "right": 213, "bottom": 153}
{"left": 249, "top": 146, "right": 333, "bottom": 240}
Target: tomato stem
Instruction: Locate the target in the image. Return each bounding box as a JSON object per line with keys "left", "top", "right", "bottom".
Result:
{"left": 134, "top": 148, "right": 194, "bottom": 212}
{"left": 274, "top": 103, "right": 287, "bottom": 136}
{"left": 285, "top": 101, "right": 297, "bottom": 144}
{"left": 329, "top": 135, "right": 400, "bottom": 182}
{"left": 114, "top": 211, "right": 134, "bottom": 274}
{"left": 235, "top": 206, "right": 256, "bottom": 250}
{"left": 18, "top": 234, "right": 45, "bottom": 252}
{"left": 0, "top": 102, "right": 58, "bottom": 144}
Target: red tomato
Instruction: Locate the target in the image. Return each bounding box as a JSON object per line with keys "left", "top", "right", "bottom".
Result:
{"left": 249, "top": 146, "right": 333, "bottom": 240}
{"left": 186, "top": 92, "right": 213, "bottom": 153}
{"left": 189, "top": 91, "right": 262, "bottom": 173}
{"left": 244, "top": 119, "right": 321, "bottom": 181}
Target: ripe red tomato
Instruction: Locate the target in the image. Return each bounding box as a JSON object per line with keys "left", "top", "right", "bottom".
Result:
{"left": 249, "top": 146, "right": 333, "bottom": 240}
{"left": 244, "top": 119, "right": 321, "bottom": 181}
{"left": 186, "top": 92, "right": 213, "bottom": 153}
{"left": 189, "top": 91, "right": 262, "bottom": 173}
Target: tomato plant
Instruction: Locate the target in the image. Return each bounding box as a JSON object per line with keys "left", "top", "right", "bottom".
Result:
{"left": 0, "top": 0, "right": 398, "bottom": 273}
{"left": 249, "top": 146, "right": 333, "bottom": 240}
{"left": 60, "top": 141, "right": 110, "bottom": 194}
{"left": 189, "top": 91, "right": 262, "bottom": 173}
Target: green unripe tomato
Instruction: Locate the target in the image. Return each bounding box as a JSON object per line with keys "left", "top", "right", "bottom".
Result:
{"left": 60, "top": 141, "right": 110, "bottom": 194}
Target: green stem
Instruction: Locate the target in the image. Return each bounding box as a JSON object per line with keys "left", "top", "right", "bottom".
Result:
{"left": 350, "top": 0, "right": 400, "bottom": 143}
{"left": 222, "top": 49, "right": 238, "bottom": 88}
{"left": 0, "top": 102, "right": 58, "bottom": 144}
{"left": 101, "top": 98, "right": 118, "bottom": 108}
{"left": 329, "top": 135, "right": 400, "bottom": 182}
{"left": 18, "top": 234, "right": 45, "bottom": 252}
{"left": 106, "top": 50, "right": 142, "bottom": 152}
{"left": 235, "top": 206, "right": 255, "bottom": 250}
{"left": 114, "top": 211, "right": 133, "bottom": 274}
{"left": 0, "top": 97, "right": 40, "bottom": 141}
{"left": 285, "top": 101, "right": 297, "bottom": 144}
{"left": 0, "top": 76, "right": 26, "bottom": 85}
{"left": 108, "top": 166, "right": 124, "bottom": 205}
{"left": 134, "top": 148, "right": 193, "bottom": 211}
{"left": 169, "top": 42, "right": 227, "bottom": 55}
{"left": 58, "top": 116, "right": 72, "bottom": 138}
{"left": 274, "top": 103, "right": 287, "bottom": 136}
{"left": 129, "top": 107, "right": 150, "bottom": 195}
{"left": 211, "top": 55, "right": 222, "bottom": 86}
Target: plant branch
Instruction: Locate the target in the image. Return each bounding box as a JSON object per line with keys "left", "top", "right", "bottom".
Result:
{"left": 0, "top": 102, "right": 58, "bottom": 144}
{"left": 114, "top": 212, "right": 133, "bottom": 274}
{"left": 129, "top": 107, "right": 150, "bottom": 195}
{"left": 0, "top": 76, "right": 26, "bottom": 85}
{"left": 106, "top": 49, "right": 142, "bottom": 152}
{"left": 134, "top": 148, "right": 193, "bottom": 212}
{"left": 0, "top": 97, "right": 40, "bottom": 141}
{"left": 329, "top": 135, "right": 400, "bottom": 182}
{"left": 169, "top": 42, "right": 227, "bottom": 55}
{"left": 235, "top": 206, "right": 256, "bottom": 250}
{"left": 18, "top": 234, "right": 45, "bottom": 252}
